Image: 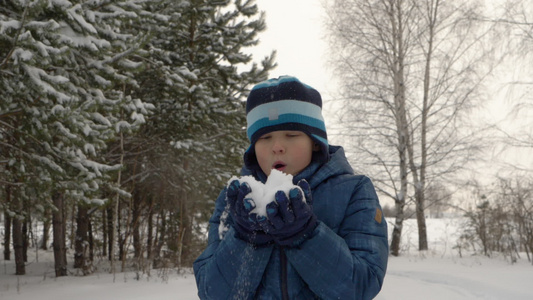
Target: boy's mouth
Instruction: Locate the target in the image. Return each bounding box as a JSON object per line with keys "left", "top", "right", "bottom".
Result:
{"left": 272, "top": 161, "right": 286, "bottom": 171}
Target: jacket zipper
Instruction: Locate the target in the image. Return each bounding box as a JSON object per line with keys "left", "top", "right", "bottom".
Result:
{"left": 280, "top": 246, "right": 289, "bottom": 300}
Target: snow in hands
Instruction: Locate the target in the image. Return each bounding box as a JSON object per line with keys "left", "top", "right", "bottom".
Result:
{"left": 218, "top": 170, "right": 305, "bottom": 239}
{"left": 232, "top": 169, "right": 303, "bottom": 217}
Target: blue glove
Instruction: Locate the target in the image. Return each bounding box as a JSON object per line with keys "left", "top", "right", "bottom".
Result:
{"left": 258, "top": 180, "right": 317, "bottom": 247}
{"left": 226, "top": 180, "right": 273, "bottom": 245}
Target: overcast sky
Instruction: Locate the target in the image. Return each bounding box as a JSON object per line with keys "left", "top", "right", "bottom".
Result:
{"left": 249, "top": 0, "right": 346, "bottom": 146}
{"left": 251, "top": 0, "right": 333, "bottom": 99}
{"left": 251, "top": 0, "right": 532, "bottom": 175}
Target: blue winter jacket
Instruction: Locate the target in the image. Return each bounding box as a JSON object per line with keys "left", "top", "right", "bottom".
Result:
{"left": 193, "top": 146, "right": 388, "bottom": 299}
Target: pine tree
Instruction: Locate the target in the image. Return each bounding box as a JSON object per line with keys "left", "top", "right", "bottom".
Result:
{"left": 117, "top": 0, "right": 275, "bottom": 266}
{"left": 1, "top": 0, "right": 275, "bottom": 273}
{"left": 0, "top": 0, "right": 152, "bottom": 275}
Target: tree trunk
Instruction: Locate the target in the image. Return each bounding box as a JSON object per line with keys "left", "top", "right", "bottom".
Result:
{"left": 132, "top": 190, "right": 142, "bottom": 259}
{"left": 409, "top": 0, "right": 435, "bottom": 251}
{"left": 146, "top": 198, "right": 154, "bottom": 261}
{"left": 152, "top": 211, "right": 167, "bottom": 267}
{"left": 415, "top": 187, "right": 428, "bottom": 250}
{"left": 3, "top": 186, "right": 12, "bottom": 260}
{"left": 11, "top": 184, "right": 25, "bottom": 275}
{"left": 69, "top": 203, "right": 76, "bottom": 250}
{"left": 102, "top": 208, "right": 107, "bottom": 257}
{"left": 3, "top": 211, "right": 11, "bottom": 260}
{"left": 52, "top": 191, "right": 68, "bottom": 277}
{"left": 41, "top": 208, "right": 51, "bottom": 250}
{"left": 117, "top": 201, "right": 124, "bottom": 263}
{"left": 12, "top": 214, "right": 25, "bottom": 275}
{"left": 107, "top": 205, "right": 114, "bottom": 261}
{"left": 88, "top": 217, "right": 94, "bottom": 262}
{"left": 407, "top": 136, "right": 428, "bottom": 251}
{"left": 111, "top": 128, "right": 124, "bottom": 274}
{"left": 389, "top": 9, "right": 410, "bottom": 256}
{"left": 178, "top": 192, "right": 193, "bottom": 266}
{"left": 390, "top": 199, "right": 405, "bottom": 256}
{"left": 74, "top": 205, "right": 90, "bottom": 273}
{"left": 22, "top": 220, "right": 28, "bottom": 262}
{"left": 121, "top": 194, "right": 133, "bottom": 272}
{"left": 133, "top": 219, "right": 141, "bottom": 258}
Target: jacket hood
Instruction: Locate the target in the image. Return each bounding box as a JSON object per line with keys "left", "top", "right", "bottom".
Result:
{"left": 240, "top": 145, "right": 354, "bottom": 188}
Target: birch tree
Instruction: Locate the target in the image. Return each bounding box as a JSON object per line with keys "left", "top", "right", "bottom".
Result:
{"left": 493, "top": 0, "right": 532, "bottom": 168}
{"left": 326, "top": 0, "right": 499, "bottom": 255}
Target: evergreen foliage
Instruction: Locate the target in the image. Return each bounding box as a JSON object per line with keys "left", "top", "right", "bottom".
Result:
{"left": 1, "top": 0, "right": 151, "bottom": 206}
{"left": 1, "top": 0, "right": 274, "bottom": 272}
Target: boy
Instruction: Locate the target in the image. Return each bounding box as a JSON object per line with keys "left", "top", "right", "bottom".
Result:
{"left": 193, "top": 76, "right": 388, "bottom": 299}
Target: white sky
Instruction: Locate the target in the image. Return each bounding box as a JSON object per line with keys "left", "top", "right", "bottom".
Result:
{"left": 251, "top": 0, "right": 532, "bottom": 185}
{"left": 250, "top": 0, "right": 344, "bottom": 147}
{"left": 251, "top": 0, "right": 334, "bottom": 101}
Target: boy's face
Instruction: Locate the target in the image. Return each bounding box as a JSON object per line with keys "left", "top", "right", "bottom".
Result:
{"left": 254, "top": 130, "right": 319, "bottom": 176}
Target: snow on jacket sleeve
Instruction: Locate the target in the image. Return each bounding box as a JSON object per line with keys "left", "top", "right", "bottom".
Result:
{"left": 193, "top": 188, "right": 274, "bottom": 300}
{"left": 285, "top": 175, "right": 388, "bottom": 300}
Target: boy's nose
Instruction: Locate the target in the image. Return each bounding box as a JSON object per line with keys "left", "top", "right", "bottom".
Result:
{"left": 272, "top": 139, "right": 285, "bottom": 153}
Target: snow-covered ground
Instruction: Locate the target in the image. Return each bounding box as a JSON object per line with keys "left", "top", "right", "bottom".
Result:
{"left": 2, "top": 218, "right": 532, "bottom": 299}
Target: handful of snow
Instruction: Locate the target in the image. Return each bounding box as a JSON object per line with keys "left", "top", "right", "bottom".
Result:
{"left": 227, "top": 169, "right": 302, "bottom": 217}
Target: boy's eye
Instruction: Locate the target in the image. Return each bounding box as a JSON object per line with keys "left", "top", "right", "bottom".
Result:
{"left": 259, "top": 135, "right": 271, "bottom": 140}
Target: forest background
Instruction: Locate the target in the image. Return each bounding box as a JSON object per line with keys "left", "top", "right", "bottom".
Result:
{"left": 1, "top": 0, "right": 532, "bottom": 280}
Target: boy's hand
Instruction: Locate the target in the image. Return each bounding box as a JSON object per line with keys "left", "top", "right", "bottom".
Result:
{"left": 226, "top": 180, "right": 272, "bottom": 245}
{"left": 258, "top": 179, "right": 317, "bottom": 247}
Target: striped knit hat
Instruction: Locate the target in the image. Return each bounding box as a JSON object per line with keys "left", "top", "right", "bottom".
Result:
{"left": 244, "top": 76, "right": 329, "bottom": 167}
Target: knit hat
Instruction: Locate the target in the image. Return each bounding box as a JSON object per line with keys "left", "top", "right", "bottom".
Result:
{"left": 244, "top": 76, "right": 329, "bottom": 167}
